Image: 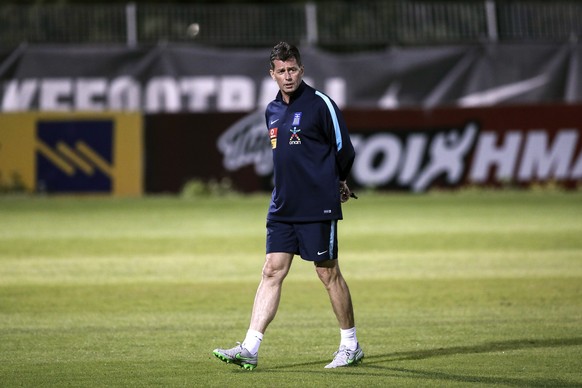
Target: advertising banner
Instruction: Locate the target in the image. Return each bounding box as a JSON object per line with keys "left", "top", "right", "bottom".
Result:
{"left": 145, "top": 104, "right": 582, "bottom": 193}
{"left": 0, "top": 112, "right": 143, "bottom": 195}
{"left": 1, "top": 43, "right": 581, "bottom": 113}
{"left": 344, "top": 105, "right": 582, "bottom": 191}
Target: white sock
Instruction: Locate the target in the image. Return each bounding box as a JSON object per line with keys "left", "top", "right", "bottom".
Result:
{"left": 242, "top": 329, "right": 263, "bottom": 355}
{"left": 340, "top": 327, "right": 358, "bottom": 350}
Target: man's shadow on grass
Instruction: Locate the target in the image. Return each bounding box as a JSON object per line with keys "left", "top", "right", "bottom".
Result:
{"left": 259, "top": 337, "right": 582, "bottom": 387}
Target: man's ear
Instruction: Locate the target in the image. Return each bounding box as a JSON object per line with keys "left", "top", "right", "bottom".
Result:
{"left": 269, "top": 69, "right": 276, "bottom": 80}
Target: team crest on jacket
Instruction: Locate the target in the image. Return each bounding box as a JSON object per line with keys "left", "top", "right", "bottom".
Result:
{"left": 289, "top": 127, "right": 302, "bottom": 145}
{"left": 292, "top": 112, "right": 302, "bottom": 126}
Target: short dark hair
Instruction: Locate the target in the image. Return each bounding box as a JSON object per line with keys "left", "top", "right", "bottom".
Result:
{"left": 269, "top": 42, "right": 302, "bottom": 70}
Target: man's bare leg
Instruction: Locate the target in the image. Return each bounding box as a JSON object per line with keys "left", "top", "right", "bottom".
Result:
{"left": 315, "top": 259, "right": 354, "bottom": 329}
{"left": 316, "top": 259, "right": 363, "bottom": 367}
{"left": 249, "top": 252, "right": 294, "bottom": 333}
{"left": 212, "top": 252, "right": 293, "bottom": 369}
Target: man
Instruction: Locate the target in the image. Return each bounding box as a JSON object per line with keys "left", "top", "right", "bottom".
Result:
{"left": 212, "top": 42, "right": 363, "bottom": 370}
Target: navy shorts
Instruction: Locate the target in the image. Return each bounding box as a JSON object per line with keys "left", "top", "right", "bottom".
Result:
{"left": 266, "top": 219, "right": 338, "bottom": 262}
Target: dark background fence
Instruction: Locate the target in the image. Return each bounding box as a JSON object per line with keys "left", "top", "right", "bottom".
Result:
{"left": 1, "top": 1, "right": 581, "bottom": 50}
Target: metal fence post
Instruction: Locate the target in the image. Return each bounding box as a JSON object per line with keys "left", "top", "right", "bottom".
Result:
{"left": 126, "top": 2, "right": 137, "bottom": 47}
{"left": 305, "top": 2, "right": 318, "bottom": 46}
{"left": 485, "top": 0, "right": 498, "bottom": 42}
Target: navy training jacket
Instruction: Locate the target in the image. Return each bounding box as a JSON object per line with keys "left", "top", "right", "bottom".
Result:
{"left": 265, "top": 81, "right": 355, "bottom": 222}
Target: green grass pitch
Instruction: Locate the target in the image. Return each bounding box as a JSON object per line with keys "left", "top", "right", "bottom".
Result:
{"left": 1, "top": 191, "right": 581, "bottom": 387}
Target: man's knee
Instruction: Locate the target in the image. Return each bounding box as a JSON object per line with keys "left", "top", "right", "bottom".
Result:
{"left": 315, "top": 260, "right": 340, "bottom": 286}
{"left": 262, "top": 253, "right": 292, "bottom": 280}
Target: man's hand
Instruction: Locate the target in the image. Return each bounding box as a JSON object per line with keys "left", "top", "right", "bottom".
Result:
{"left": 339, "top": 181, "right": 352, "bottom": 203}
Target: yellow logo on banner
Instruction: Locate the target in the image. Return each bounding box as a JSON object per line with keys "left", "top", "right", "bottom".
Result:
{"left": 35, "top": 140, "right": 113, "bottom": 177}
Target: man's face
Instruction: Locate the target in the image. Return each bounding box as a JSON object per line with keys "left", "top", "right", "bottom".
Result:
{"left": 270, "top": 58, "right": 304, "bottom": 101}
